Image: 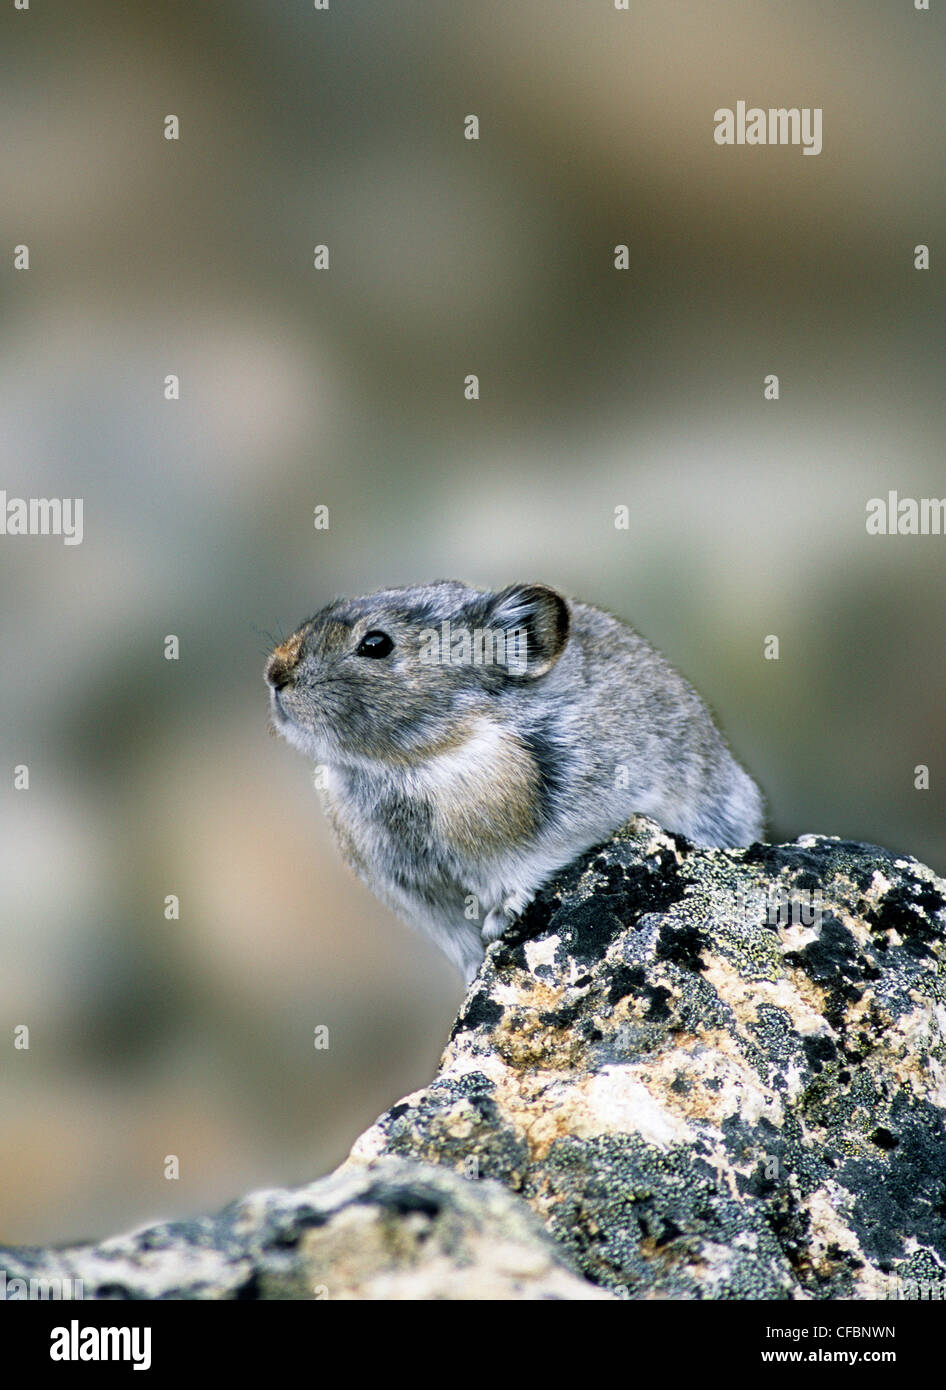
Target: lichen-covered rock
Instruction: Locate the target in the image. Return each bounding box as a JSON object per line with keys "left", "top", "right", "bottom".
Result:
{"left": 4, "top": 816, "right": 944, "bottom": 1300}
{"left": 0, "top": 1157, "right": 606, "bottom": 1300}
{"left": 348, "top": 817, "right": 946, "bottom": 1299}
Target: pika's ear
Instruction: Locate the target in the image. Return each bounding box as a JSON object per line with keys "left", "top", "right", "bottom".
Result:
{"left": 487, "top": 583, "right": 570, "bottom": 679}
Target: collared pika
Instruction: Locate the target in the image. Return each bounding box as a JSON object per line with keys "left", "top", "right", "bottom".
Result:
{"left": 265, "top": 581, "right": 764, "bottom": 981}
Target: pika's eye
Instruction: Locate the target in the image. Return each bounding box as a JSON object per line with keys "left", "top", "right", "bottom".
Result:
{"left": 356, "top": 630, "right": 394, "bottom": 658}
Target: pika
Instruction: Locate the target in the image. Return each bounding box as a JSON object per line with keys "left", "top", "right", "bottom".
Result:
{"left": 265, "top": 581, "right": 764, "bottom": 981}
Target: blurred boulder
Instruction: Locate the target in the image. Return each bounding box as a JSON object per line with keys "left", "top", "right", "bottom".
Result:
{"left": 0, "top": 1158, "right": 598, "bottom": 1301}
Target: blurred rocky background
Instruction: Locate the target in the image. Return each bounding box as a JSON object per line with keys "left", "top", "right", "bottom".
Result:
{"left": 0, "top": 0, "right": 942, "bottom": 1244}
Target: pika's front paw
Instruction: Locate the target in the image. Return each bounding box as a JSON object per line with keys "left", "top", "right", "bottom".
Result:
{"left": 481, "top": 908, "right": 508, "bottom": 942}
{"left": 481, "top": 890, "right": 533, "bottom": 943}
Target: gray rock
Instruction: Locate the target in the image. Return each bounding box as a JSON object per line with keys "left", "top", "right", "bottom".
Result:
{"left": 0, "top": 1158, "right": 604, "bottom": 1301}
{"left": 349, "top": 817, "right": 946, "bottom": 1299}
{"left": 3, "top": 816, "right": 944, "bottom": 1299}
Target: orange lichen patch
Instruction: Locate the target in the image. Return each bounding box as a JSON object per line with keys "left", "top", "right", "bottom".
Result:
{"left": 701, "top": 950, "right": 830, "bottom": 1040}
{"left": 801, "top": 1185, "right": 874, "bottom": 1286}
{"left": 457, "top": 965, "right": 587, "bottom": 1051}
{"left": 861, "top": 869, "right": 896, "bottom": 905}
{"left": 490, "top": 996, "right": 595, "bottom": 1072}
{"left": 862, "top": 1000, "right": 946, "bottom": 1104}
{"left": 441, "top": 975, "right": 585, "bottom": 1076}
{"left": 839, "top": 989, "right": 881, "bottom": 1032}
{"left": 831, "top": 900, "right": 879, "bottom": 952}
{"left": 516, "top": 1064, "right": 697, "bottom": 1161}
{"left": 775, "top": 919, "right": 820, "bottom": 954}
{"left": 439, "top": 1099, "right": 481, "bottom": 1142}
{"left": 469, "top": 1011, "right": 783, "bottom": 1150}
{"left": 774, "top": 954, "right": 833, "bottom": 1022}
{"left": 462, "top": 1027, "right": 784, "bottom": 1166}
{"left": 634, "top": 1028, "right": 785, "bottom": 1130}
{"left": 444, "top": 1027, "right": 703, "bottom": 1166}
{"left": 636, "top": 1233, "right": 688, "bottom": 1273}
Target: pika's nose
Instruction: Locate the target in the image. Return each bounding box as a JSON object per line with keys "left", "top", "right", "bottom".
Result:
{"left": 265, "top": 631, "right": 305, "bottom": 690}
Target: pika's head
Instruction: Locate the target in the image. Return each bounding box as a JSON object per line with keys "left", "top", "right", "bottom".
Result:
{"left": 264, "top": 580, "right": 570, "bottom": 766}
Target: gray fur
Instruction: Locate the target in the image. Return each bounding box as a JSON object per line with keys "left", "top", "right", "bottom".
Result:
{"left": 265, "top": 581, "right": 765, "bottom": 980}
